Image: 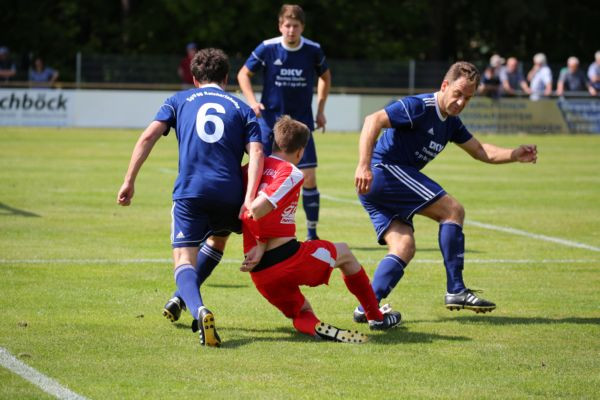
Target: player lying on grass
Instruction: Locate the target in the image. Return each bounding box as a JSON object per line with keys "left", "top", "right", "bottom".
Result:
{"left": 238, "top": 115, "right": 401, "bottom": 344}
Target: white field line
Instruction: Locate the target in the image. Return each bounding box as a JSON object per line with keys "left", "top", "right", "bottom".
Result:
{"left": 0, "top": 258, "right": 597, "bottom": 265}
{"left": 0, "top": 347, "right": 88, "bottom": 400}
{"left": 320, "top": 194, "right": 600, "bottom": 253}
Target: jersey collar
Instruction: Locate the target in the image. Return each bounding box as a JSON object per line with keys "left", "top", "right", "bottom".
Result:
{"left": 433, "top": 92, "right": 447, "bottom": 121}
{"left": 199, "top": 83, "right": 222, "bottom": 90}
{"left": 280, "top": 36, "right": 304, "bottom": 52}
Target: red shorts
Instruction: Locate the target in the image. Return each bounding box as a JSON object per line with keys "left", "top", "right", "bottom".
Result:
{"left": 250, "top": 240, "right": 337, "bottom": 318}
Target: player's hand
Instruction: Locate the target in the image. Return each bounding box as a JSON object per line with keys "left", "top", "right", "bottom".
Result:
{"left": 315, "top": 111, "right": 326, "bottom": 133}
{"left": 513, "top": 144, "right": 538, "bottom": 164}
{"left": 355, "top": 164, "right": 373, "bottom": 195}
{"left": 117, "top": 182, "right": 134, "bottom": 206}
{"left": 241, "top": 245, "right": 265, "bottom": 272}
{"left": 251, "top": 102, "right": 265, "bottom": 118}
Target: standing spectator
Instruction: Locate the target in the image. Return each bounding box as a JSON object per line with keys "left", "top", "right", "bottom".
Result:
{"left": 237, "top": 4, "right": 332, "bottom": 241}
{"left": 0, "top": 46, "right": 16, "bottom": 83}
{"left": 500, "top": 57, "right": 530, "bottom": 96}
{"left": 556, "top": 57, "right": 596, "bottom": 97}
{"left": 527, "top": 53, "right": 553, "bottom": 100}
{"left": 28, "top": 56, "right": 59, "bottom": 88}
{"left": 587, "top": 50, "right": 600, "bottom": 93}
{"left": 117, "top": 48, "right": 264, "bottom": 347}
{"left": 353, "top": 61, "right": 537, "bottom": 320}
{"left": 478, "top": 54, "right": 503, "bottom": 98}
{"left": 177, "top": 42, "right": 197, "bottom": 86}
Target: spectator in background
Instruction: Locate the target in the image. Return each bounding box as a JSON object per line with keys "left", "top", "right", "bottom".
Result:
{"left": 500, "top": 57, "right": 530, "bottom": 96}
{"left": 587, "top": 51, "right": 600, "bottom": 93}
{"left": 556, "top": 57, "right": 596, "bottom": 97}
{"left": 177, "top": 42, "right": 197, "bottom": 86}
{"left": 478, "top": 54, "right": 504, "bottom": 98}
{"left": 28, "top": 56, "right": 59, "bottom": 88}
{"left": 527, "top": 53, "right": 553, "bottom": 100}
{"left": 0, "top": 46, "right": 17, "bottom": 83}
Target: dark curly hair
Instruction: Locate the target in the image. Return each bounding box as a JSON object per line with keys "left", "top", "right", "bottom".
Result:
{"left": 190, "top": 48, "right": 229, "bottom": 84}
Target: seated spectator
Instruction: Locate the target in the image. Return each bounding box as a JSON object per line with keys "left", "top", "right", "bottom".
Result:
{"left": 499, "top": 57, "right": 530, "bottom": 96}
{"left": 587, "top": 50, "right": 600, "bottom": 94}
{"left": 527, "top": 53, "right": 552, "bottom": 101}
{"left": 28, "top": 56, "right": 59, "bottom": 88}
{"left": 177, "top": 42, "right": 197, "bottom": 86}
{"left": 556, "top": 57, "right": 596, "bottom": 97}
{"left": 0, "top": 46, "right": 17, "bottom": 83}
{"left": 478, "top": 54, "right": 504, "bottom": 98}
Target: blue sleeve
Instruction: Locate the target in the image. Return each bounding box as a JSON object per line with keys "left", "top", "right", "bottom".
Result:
{"left": 451, "top": 118, "right": 473, "bottom": 144}
{"left": 153, "top": 95, "right": 177, "bottom": 135}
{"left": 384, "top": 97, "right": 426, "bottom": 130}
{"left": 243, "top": 108, "right": 262, "bottom": 144}
{"left": 245, "top": 43, "right": 267, "bottom": 73}
{"left": 315, "top": 46, "right": 328, "bottom": 76}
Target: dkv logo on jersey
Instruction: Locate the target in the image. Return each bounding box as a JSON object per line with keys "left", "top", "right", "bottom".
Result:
{"left": 280, "top": 203, "right": 297, "bottom": 224}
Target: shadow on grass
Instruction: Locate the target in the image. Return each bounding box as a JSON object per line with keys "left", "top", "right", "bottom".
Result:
{"left": 417, "top": 316, "right": 600, "bottom": 325}
{"left": 351, "top": 246, "right": 484, "bottom": 254}
{"left": 0, "top": 202, "right": 40, "bottom": 217}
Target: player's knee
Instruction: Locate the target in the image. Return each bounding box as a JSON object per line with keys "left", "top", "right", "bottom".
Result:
{"left": 388, "top": 236, "right": 415, "bottom": 262}
{"left": 448, "top": 199, "right": 465, "bottom": 223}
{"left": 206, "top": 235, "right": 228, "bottom": 251}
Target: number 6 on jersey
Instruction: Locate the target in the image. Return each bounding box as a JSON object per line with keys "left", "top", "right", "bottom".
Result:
{"left": 196, "top": 102, "right": 225, "bottom": 143}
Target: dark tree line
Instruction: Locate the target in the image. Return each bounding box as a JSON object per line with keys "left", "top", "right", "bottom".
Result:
{"left": 2, "top": 0, "right": 598, "bottom": 81}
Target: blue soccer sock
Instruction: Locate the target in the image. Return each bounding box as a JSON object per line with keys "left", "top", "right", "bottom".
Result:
{"left": 438, "top": 222, "right": 467, "bottom": 294}
{"left": 302, "top": 187, "right": 320, "bottom": 239}
{"left": 196, "top": 244, "right": 223, "bottom": 287}
{"left": 358, "top": 254, "right": 406, "bottom": 312}
{"left": 174, "top": 264, "right": 203, "bottom": 320}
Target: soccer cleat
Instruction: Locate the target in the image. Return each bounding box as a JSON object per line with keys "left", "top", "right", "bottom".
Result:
{"left": 368, "top": 310, "right": 402, "bottom": 330}
{"left": 162, "top": 296, "right": 186, "bottom": 322}
{"left": 315, "top": 322, "right": 368, "bottom": 344}
{"left": 353, "top": 303, "right": 394, "bottom": 323}
{"left": 194, "top": 306, "right": 221, "bottom": 347}
{"left": 445, "top": 289, "right": 496, "bottom": 313}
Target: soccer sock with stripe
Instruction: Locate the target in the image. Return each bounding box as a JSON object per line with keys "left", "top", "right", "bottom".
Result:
{"left": 174, "top": 264, "right": 203, "bottom": 320}
{"left": 196, "top": 244, "right": 223, "bottom": 287}
{"left": 302, "top": 187, "right": 320, "bottom": 239}
{"left": 438, "top": 222, "right": 467, "bottom": 294}
{"left": 371, "top": 254, "right": 406, "bottom": 302}
{"left": 293, "top": 309, "right": 321, "bottom": 336}
{"left": 343, "top": 267, "right": 384, "bottom": 321}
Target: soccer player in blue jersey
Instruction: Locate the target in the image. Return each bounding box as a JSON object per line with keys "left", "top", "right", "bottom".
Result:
{"left": 237, "top": 4, "right": 331, "bottom": 241}
{"left": 353, "top": 62, "right": 537, "bottom": 320}
{"left": 117, "top": 48, "right": 264, "bottom": 347}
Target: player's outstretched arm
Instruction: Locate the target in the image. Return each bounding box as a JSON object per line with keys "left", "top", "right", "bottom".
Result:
{"left": 355, "top": 109, "right": 391, "bottom": 194}
{"left": 458, "top": 137, "right": 537, "bottom": 164}
{"left": 315, "top": 70, "right": 331, "bottom": 132}
{"left": 117, "top": 121, "right": 167, "bottom": 206}
{"left": 237, "top": 66, "right": 265, "bottom": 117}
{"left": 243, "top": 141, "right": 265, "bottom": 213}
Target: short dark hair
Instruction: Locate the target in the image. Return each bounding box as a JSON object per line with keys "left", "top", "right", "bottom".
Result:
{"left": 444, "top": 61, "right": 481, "bottom": 87}
{"left": 279, "top": 4, "right": 305, "bottom": 25}
{"left": 272, "top": 115, "right": 310, "bottom": 154}
{"left": 190, "top": 48, "right": 229, "bottom": 84}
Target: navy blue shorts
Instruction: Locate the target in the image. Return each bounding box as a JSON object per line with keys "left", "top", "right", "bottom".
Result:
{"left": 170, "top": 198, "right": 241, "bottom": 248}
{"left": 258, "top": 117, "right": 317, "bottom": 169}
{"left": 359, "top": 164, "right": 446, "bottom": 245}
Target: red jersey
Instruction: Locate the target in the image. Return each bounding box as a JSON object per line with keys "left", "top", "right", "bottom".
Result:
{"left": 242, "top": 155, "right": 304, "bottom": 252}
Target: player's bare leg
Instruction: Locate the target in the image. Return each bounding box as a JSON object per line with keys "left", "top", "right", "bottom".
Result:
{"left": 420, "top": 194, "right": 496, "bottom": 313}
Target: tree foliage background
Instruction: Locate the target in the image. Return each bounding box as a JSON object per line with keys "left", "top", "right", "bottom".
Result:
{"left": 2, "top": 0, "right": 599, "bottom": 81}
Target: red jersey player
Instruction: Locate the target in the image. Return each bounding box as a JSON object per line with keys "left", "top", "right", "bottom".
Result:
{"left": 241, "top": 116, "right": 401, "bottom": 343}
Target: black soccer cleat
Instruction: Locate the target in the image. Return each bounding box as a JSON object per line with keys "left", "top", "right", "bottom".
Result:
{"left": 162, "top": 296, "right": 186, "bottom": 322}
{"left": 445, "top": 289, "right": 496, "bottom": 313}
{"left": 368, "top": 310, "right": 402, "bottom": 330}
{"left": 194, "top": 307, "right": 221, "bottom": 347}
{"left": 353, "top": 303, "right": 393, "bottom": 324}
{"left": 315, "top": 322, "right": 368, "bottom": 344}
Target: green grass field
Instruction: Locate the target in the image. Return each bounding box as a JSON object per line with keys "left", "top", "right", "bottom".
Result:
{"left": 1, "top": 127, "right": 599, "bottom": 399}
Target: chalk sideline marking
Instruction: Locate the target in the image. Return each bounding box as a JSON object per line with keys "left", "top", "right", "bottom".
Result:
{"left": 320, "top": 194, "right": 600, "bottom": 253}
{"left": 0, "top": 347, "right": 88, "bottom": 400}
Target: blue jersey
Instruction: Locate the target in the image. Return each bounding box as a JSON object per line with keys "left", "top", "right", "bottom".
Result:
{"left": 244, "top": 36, "right": 328, "bottom": 131}
{"left": 372, "top": 93, "right": 472, "bottom": 170}
{"left": 154, "top": 84, "right": 261, "bottom": 204}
